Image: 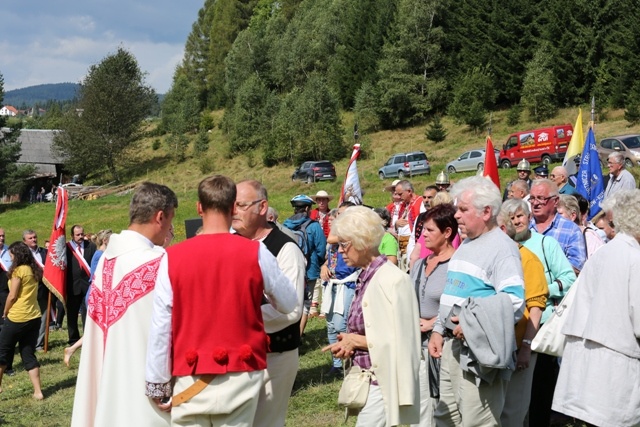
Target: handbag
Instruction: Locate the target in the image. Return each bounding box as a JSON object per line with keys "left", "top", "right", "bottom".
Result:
{"left": 531, "top": 275, "right": 580, "bottom": 357}
{"left": 337, "top": 362, "right": 375, "bottom": 411}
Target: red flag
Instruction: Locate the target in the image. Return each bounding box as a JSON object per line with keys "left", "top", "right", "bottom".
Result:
{"left": 483, "top": 136, "right": 501, "bottom": 190}
{"left": 43, "top": 187, "right": 68, "bottom": 307}
{"left": 339, "top": 144, "right": 363, "bottom": 205}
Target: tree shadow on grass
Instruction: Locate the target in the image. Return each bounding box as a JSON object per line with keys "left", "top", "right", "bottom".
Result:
{"left": 0, "top": 201, "right": 35, "bottom": 215}
{"left": 42, "top": 376, "right": 78, "bottom": 397}
{"left": 119, "top": 152, "right": 173, "bottom": 183}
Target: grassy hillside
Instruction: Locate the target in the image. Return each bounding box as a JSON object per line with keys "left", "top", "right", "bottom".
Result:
{"left": 1, "top": 106, "right": 639, "bottom": 244}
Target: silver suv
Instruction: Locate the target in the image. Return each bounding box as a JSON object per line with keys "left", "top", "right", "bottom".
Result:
{"left": 378, "top": 151, "right": 430, "bottom": 179}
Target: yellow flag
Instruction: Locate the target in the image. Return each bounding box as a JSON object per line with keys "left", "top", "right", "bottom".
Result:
{"left": 562, "top": 109, "right": 584, "bottom": 175}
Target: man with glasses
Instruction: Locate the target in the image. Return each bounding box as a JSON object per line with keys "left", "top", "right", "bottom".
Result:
{"left": 604, "top": 152, "right": 636, "bottom": 197}
{"left": 232, "top": 180, "right": 306, "bottom": 427}
{"left": 529, "top": 179, "right": 586, "bottom": 273}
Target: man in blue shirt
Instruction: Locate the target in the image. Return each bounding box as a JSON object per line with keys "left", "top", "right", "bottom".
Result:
{"left": 529, "top": 179, "right": 586, "bottom": 273}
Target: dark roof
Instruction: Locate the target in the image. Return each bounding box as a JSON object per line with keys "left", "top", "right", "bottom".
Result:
{"left": 15, "top": 129, "right": 64, "bottom": 177}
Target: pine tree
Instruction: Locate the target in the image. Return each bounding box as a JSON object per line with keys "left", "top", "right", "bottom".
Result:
{"left": 521, "top": 42, "right": 557, "bottom": 123}
{"left": 425, "top": 115, "right": 447, "bottom": 143}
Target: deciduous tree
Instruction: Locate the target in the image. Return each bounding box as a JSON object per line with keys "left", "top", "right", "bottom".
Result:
{"left": 54, "top": 48, "right": 156, "bottom": 183}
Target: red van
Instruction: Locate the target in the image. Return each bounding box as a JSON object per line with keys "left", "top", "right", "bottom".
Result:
{"left": 499, "top": 124, "right": 573, "bottom": 168}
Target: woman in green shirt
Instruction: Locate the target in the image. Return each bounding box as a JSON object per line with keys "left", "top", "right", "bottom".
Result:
{"left": 0, "top": 242, "right": 44, "bottom": 400}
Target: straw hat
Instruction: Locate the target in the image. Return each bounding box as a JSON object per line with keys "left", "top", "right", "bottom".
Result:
{"left": 384, "top": 179, "right": 401, "bottom": 192}
{"left": 311, "top": 190, "right": 334, "bottom": 201}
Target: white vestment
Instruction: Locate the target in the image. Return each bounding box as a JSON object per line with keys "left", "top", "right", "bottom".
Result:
{"left": 71, "top": 230, "right": 170, "bottom": 427}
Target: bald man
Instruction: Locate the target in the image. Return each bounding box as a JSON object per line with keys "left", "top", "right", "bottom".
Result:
{"left": 550, "top": 166, "right": 578, "bottom": 196}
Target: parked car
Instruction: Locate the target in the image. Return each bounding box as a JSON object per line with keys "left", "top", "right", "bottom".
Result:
{"left": 378, "top": 151, "right": 430, "bottom": 179}
{"left": 446, "top": 148, "right": 500, "bottom": 173}
{"left": 596, "top": 134, "right": 640, "bottom": 168}
{"left": 291, "top": 160, "right": 337, "bottom": 183}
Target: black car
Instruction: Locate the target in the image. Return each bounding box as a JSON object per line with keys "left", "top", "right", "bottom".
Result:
{"left": 291, "top": 161, "right": 337, "bottom": 183}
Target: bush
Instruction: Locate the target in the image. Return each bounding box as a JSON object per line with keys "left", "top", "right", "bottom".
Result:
{"left": 152, "top": 139, "right": 161, "bottom": 150}
{"left": 198, "top": 156, "right": 215, "bottom": 174}
{"left": 506, "top": 104, "right": 523, "bottom": 126}
{"left": 193, "top": 130, "right": 209, "bottom": 154}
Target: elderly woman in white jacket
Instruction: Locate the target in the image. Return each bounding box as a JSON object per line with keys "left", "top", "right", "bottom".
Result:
{"left": 323, "top": 206, "right": 421, "bottom": 427}
{"left": 552, "top": 190, "right": 640, "bottom": 427}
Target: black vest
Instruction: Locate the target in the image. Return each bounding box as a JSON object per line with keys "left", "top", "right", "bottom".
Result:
{"left": 261, "top": 225, "right": 302, "bottom": 353}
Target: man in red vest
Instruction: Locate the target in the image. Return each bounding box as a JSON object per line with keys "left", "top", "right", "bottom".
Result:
{"left": 146, "top": 175, "right": 298, "bottom": 426}
{"left": 309, "top": 190, "right": 333, "bottom": 237}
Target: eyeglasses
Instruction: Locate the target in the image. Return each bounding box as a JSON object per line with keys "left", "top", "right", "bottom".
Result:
{"left": 530, "top": 195, "right": 557, "bottom": 204}
{"left": 235, "top": 199, "right": 263, "bottom": 211}
{"left": 338, "top": 241, "right": 352, "bottom": 251}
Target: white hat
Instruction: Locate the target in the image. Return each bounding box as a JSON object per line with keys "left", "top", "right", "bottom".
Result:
{"left": 311, "top": 190, "right": 334, "bottom": 201}
{"left": 384, "top": 179, "right": 401, "bottom": 192}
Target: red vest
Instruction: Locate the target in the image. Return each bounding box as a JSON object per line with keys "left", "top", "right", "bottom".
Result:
{"left": 309, "top": 208, "right": 330, "bottom": 237}
{"left": 168, "top": 234, "right": 268, "bottom": 376}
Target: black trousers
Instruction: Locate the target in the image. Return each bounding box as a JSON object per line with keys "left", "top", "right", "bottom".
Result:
{"left": 0, "top": 317, "right": 40, "bottom": 371}
{"left": 528, "top": 352, "right": 559, "bottom": 427}
{"left": 66, "top": 291, "right": 87, "bottom": 345}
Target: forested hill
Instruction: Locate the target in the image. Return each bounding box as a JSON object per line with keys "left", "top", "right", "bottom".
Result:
{"left": 4, "top": 83, "right": 79, "bottom": 108}
{"left": 161, "top": 0, "right": 640, "bottom": 166}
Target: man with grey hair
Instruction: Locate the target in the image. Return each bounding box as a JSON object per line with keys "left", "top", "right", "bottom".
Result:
{"left": 429, "top": 176, "right": 525, "bottom": 426}
{"left": 394, "top": 180, "right": 423, "bottom": 269}
{"left": 550, "top": 166, "right": 578, "bottom": 195}
{"left": 529, "top": 179, "right": 586, "bottom": 273}
{"left": 232, "top": 180, "right": 306, "bottom": 427}
{"left": 552, "top": 190, "right": 640, "bottom": 426}
{"left": 604, "top": 152, "right": 636, "bottom": 197}
{"left": 72, "top": 182, "right": 177, "bottom": 427}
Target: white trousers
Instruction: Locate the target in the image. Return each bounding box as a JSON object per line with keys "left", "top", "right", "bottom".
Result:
{"left": 356, "top": 384, "right": 386, "bottom": 427}
{"left": 171, "top": 371, "right": 263, "bottom": 427}
{"left": 253, "top": 349, "right": 299, "bottom": 427}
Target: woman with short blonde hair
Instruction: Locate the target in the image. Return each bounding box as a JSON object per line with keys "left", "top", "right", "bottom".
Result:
{"left": 324, "top": 206, "right": 420, "bottom": 426}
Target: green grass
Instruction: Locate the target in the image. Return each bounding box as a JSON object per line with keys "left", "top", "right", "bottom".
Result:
{"left": 0, "top": 318, "right": 355, "bottom": 426}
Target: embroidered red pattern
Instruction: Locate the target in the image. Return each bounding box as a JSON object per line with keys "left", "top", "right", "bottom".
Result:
{"left": 88, "top": 255, "right": 164, "bottom": 347}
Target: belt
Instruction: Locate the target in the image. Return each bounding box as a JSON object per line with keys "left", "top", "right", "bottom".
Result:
{"left": 172, "top": 374, "right": 216, "bottom": 407}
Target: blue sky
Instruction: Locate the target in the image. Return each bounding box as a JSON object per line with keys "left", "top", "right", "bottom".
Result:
{"left": 0, "top": 0, "right": 204, "bottom": 93}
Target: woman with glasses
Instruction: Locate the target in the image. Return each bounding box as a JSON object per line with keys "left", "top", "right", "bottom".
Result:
{"left": 323, "top": 206, "right": 420, "bottom": 426}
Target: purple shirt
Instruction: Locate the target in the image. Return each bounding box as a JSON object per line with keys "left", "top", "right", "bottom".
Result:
{"left": 347, "top": 254, "right": 387, "bottom": 372}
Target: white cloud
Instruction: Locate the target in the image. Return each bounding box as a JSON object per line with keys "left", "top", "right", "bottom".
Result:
{"left": 0, "top": 0, "right": 201, "bottom": 94}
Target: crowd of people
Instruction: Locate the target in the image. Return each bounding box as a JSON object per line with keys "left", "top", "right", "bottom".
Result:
{"left": 0, "top": 157, "right": 637, "bottom": 427}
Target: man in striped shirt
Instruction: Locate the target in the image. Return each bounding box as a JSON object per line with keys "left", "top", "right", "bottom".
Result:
{"left": 429, "top": 176, "right": 524, "bottom": 427}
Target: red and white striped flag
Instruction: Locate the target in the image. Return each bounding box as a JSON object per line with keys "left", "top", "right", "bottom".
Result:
{"left": 43, "top": 187, "right": 68, "bottom": 307}
{"left": 339, "top": 144, "right": 363, "bottom": 205}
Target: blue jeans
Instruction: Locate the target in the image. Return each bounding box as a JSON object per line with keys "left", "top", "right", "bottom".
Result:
{"left": 326, "top": 284, "right": 355, "bottom": 368}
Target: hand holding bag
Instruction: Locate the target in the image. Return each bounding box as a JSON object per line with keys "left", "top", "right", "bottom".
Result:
{"left": 531, "top": 275, "right": 580, "bottom": 357}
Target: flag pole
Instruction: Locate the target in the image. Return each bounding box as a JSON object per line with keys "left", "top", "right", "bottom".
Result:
{"left": 44, "top": 293, "right": 52, "bottom": 353}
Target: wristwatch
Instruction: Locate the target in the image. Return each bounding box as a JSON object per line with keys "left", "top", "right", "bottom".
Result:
{"left": 521, "top": 339, "right": 533, "bottom": 346}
